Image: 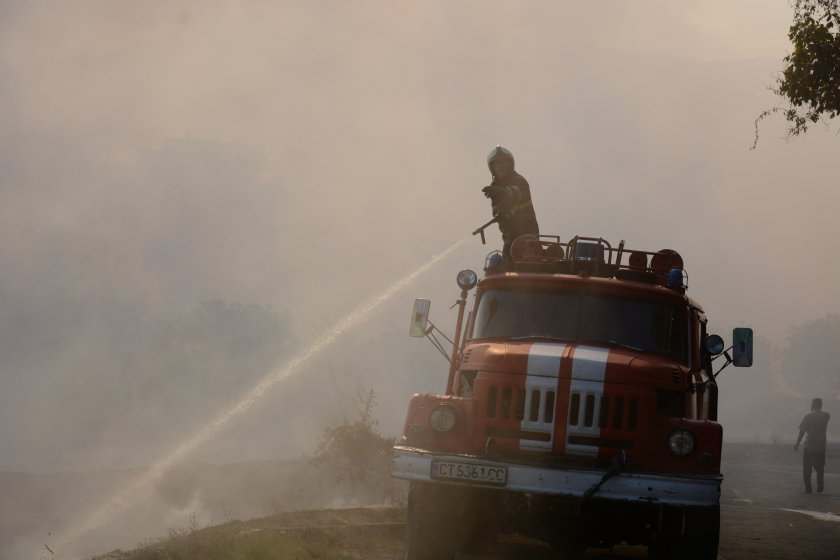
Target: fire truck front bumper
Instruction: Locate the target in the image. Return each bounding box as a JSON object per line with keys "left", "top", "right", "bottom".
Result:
{"left": 392, "top": 446, "right": 721, "bottom": 508}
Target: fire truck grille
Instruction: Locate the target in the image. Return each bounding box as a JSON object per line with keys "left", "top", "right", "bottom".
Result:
{"left": 567, "top": 435, "right": 635, "bottom": 449}
{"left": 568, "top": 392, "right": 639, "bottom": 431}
{"left": 486, "top": 427, "right": 552, "bottom": 441}
{"left": 485, "top": 385, "right": 556, "bottom": 424}
{"left": 671, "top": 367, "right": 682, "bottom": 384}
{"left": 483, "top": 383, "right": 556, "bottom": 447}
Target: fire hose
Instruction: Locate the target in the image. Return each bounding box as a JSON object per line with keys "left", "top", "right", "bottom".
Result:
{"left": 472, "top": 217, "right": 499, "bottom": 245}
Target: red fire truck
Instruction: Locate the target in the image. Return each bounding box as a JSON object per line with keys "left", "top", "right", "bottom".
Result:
{"left": 393, "top": 235, "right": 753, "bottom": 560}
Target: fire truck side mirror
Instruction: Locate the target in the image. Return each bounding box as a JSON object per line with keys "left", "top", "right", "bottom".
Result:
{"left": 409, "top": 299, "right": 431, "bottom": 338}
{"left": 732, "top": 327, "right": 753, "bottom": 367}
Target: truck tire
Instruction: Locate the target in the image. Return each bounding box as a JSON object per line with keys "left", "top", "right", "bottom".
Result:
{"left": 550, "top": 532, "right": 586, "bottom": 557}
{"left": 404, "top": 481, "right": 474, "bottom": 560}
{"left": 648, "top": 506, "right": 720, "bottom": 560}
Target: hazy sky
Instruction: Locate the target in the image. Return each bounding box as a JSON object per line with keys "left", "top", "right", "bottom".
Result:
{"left": 2, "top": 1, "right": 840, "bottom": 558}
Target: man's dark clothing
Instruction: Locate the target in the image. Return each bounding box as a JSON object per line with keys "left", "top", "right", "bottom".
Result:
{"left": 487, "top": 171, "right": 539, "bottom": 263}
{"left": 803, "top": 449, "right": 826, "bottom": 493}
{"left": 799, "top": 409, "right": 830, "bottom": 492}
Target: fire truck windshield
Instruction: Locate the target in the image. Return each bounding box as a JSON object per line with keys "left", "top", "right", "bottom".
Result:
{"left": 473, "top": 289, "right": 687, "bottom": 361}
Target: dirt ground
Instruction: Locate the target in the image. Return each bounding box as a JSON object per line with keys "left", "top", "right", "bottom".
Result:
{"left": 715, "top": 442, "right": 840, "bottom": 560}
{"left": 87, "top": 442, "right": 840, "bottom": 560}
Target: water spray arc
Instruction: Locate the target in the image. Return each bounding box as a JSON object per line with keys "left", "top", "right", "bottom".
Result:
{"left": 51, "top": 237, "right": 469, "bottom": 559}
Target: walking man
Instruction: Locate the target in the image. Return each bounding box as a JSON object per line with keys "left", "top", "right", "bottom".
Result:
{"left": 795, "top": 397, "right": 830, "bottom": 493}
{"left": 481, "top": 146, "right": 539, "bottom": 266}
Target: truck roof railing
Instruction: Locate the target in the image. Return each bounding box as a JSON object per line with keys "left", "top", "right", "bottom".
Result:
{"left": 494, "top": 234, "right": 687, "bottom": 290}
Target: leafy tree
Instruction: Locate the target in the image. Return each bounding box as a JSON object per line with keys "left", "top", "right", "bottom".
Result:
{"left": 754, "top": 0, "right": 840, "bottom": 146}
{"left": 778, "top": 313, "right": 840, "bottom": 399}
{"left": 138, "top": 300, "right": 290, "bottom": 420}
{"left": 159, "top": 300, "right": 287, "bottom": 356}
{"left": 154, "top": 300, "right": 288, "bottom": 373}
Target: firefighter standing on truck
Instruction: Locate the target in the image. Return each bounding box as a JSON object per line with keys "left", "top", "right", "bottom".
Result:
{"left": 482, "top": 145, "right": 539, "bottom": 265}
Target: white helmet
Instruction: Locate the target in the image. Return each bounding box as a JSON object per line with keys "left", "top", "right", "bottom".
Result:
{"left": 487, "top": 145, "right": 514, "bottom": 172}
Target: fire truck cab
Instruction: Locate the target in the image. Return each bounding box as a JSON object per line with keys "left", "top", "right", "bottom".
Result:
{"left": 393, "top": 235, "right": 753, "bottom": 560}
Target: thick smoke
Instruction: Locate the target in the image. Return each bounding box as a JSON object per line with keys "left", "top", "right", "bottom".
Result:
{"left": 0, "top": 1, "right": 838, "bottom": 559}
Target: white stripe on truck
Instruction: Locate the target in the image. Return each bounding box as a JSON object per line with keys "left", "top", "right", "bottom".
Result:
{"left": 521, "top": 343, "right": 566, "bottom": 451}
{"left": 566, "top": 346, "right": 610, "bottom": 456}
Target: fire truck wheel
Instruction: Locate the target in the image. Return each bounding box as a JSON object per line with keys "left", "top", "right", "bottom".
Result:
{"left": 550, "top": 534, "right": 586, "bottom": 556}
{"left": 648, "top": 507, "right": 720, "bottom": 560}
{"left": 404, "top": 481, "right": 475, "bottom": 560}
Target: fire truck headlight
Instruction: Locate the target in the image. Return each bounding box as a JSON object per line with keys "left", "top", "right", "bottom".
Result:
{"left": 668, "top": 430, "right": 695, "bottom": 456}
{"left": 429, "top": 405, "right": 457, "bottom": 433}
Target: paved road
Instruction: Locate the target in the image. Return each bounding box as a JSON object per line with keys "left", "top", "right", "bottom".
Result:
{"left": 451, "top": 443, "right": 840, "bottom": 559}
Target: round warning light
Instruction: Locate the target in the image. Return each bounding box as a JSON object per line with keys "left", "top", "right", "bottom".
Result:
{"left": 628, "top": 251, "right": 648, "bottom": 270}
{"left": 456, "top": 269, "right": 478, "bottom": 291}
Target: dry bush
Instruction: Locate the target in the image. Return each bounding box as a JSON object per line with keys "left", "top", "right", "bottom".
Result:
{"left": 311, "top": 388, "right": 406, "bottom": 505}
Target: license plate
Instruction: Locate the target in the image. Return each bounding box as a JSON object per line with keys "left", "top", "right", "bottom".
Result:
{"left": 430, "top": 460, "right": 508, "bottom": 486}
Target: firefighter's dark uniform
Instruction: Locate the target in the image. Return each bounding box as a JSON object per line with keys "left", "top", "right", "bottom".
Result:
{"left": 485, "top": 169, "right": 539, "bottom": 265}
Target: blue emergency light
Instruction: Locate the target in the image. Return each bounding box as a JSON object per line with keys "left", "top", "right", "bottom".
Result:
{"left": 484, "top": 251, "right": 504, "bottom": 272}
{"left": 575, "top": 242, "right": 604, "bottom": 262}
{"left": 668, "top": 268, "right": 686, "bottom": 288}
